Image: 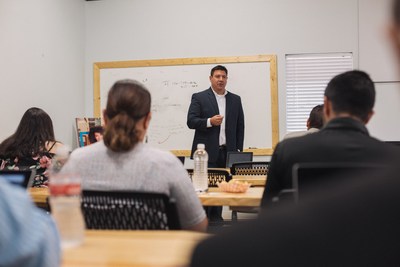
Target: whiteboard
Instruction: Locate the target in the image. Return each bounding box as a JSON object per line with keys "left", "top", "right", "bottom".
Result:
{"left": 93, "top": 55, "right": 279, "bottom": 156}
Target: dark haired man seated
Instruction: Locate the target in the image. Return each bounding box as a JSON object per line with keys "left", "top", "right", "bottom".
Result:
{"left": 262, "top": 70, "right": 398, "bottom": 206}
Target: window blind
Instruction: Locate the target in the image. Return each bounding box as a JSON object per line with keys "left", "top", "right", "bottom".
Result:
{"left": 285, "top": 53, "right": 353, "bottom": 132}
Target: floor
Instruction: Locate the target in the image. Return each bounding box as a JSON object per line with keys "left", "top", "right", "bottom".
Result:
{"left": 222, "top": 206, "right": 259, "bottom": 221}
{"left": 207, "top": 206, "right": 259, "bottom": 234}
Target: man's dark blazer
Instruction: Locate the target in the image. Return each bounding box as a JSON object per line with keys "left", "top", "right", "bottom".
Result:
{"left": 262, "top": 117, "right": 399, "bottom": 206}
{"left": 187, "top": 88, "right": 245, "bottom": 163}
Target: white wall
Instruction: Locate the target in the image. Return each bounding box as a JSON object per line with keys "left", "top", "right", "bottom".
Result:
{"left": 84, "top": 0, "right": 360, "bottom": 141}
{"left": 1, "top": 0, "right": 399, "bottom": 151}
{"left": 358, "top": 0, "right": 400, "bottom": 141}
{"left": 359, "top": 0, "right": 399, "bottom": 82}
{"left": 0, "top": 0, "right": 85, "bottom": 148}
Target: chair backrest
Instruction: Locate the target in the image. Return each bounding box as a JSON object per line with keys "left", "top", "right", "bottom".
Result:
{"left": 177, "top": 156, "right": 185, "bottom": 165}
{"left": 0, "top": 169, "right": 35, "bottom": 188}
{"left": 385, "top": 141, "right": 400, "bottom": 148}
{"left": 230, "top": 161, "right": 269, "bottom": 175}
{"left": 292, "top": 162, "right": 385, "bottom": 203}
{"left": 186, "top": 169, "right": 231, "bottom": 187}
{"left": 226, "top": 151, "right": 253, "bottom": 168}
{"left": 81, "top": 190, "right": 181, "bottom": 230}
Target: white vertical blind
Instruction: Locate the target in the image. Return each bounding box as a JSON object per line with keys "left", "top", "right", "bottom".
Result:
{"left": 285, "top": 53, "right": 353, "bottom": 132}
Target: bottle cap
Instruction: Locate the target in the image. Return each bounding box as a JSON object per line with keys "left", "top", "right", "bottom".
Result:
{"left": 197, "top": 143, "right": 205, "bottom": 149}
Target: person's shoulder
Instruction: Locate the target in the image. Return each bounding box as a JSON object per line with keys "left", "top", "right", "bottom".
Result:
{"left": 367, "top": 137, "right": 400, "bottom": 159}
{"left": 307, "top": 128, "right": 320, "bottom": 133}
{"left": 45, "top": 141, "right": 68, "bottom": 155}
{"left": 283, "top": 128, "right": 320, "bottom": 140}
{"left": 194, "top": 88, "right": 212, "bottom": 96}
{"left": 226, "top": 90, "right": 242, "bottom": 100}
{"left": 70, "top": 141, "right": 106, "bottom": 159}
{"left": 0, "top": 179, "right": 27, "bottom": 201}
{"left": 283, "top": 130, "right": 308, "bottom": 140}
{"left": 0, "top": 179, "right": 61, "bottom": 266}
{"left": 274, "top": 132, "right": 319, "bottom": 155}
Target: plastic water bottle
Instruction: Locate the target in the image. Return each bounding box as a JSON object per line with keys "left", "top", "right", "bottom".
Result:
{"left": 49, "top": 146, "right": 85, "bottom": 249}
{"left": 193, "top": 143, "right": 209, "bottom": 192}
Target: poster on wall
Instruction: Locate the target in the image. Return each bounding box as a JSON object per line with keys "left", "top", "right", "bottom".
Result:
{"left": 75, "top": 118, "right": 103, "bottom": 147}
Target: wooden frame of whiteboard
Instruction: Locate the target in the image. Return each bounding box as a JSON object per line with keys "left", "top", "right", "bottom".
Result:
{"left": 93, "top": 55, "right": 279, "bottom": 156}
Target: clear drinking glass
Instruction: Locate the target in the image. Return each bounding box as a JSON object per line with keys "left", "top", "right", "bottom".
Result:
{"left": 49, "top": 174, "right": 85, "bottom": 249}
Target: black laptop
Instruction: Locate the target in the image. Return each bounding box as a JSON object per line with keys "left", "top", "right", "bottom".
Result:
{"left": 0, "top": 169, "right": 35, "bottom": 188}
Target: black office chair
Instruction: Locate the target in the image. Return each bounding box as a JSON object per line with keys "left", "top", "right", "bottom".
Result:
{"left": 230, "top": 161, "right": 269, "bottom": 175}
{"left": 177, "top": 156, "right": 185, "bottom": 165}
{"left": 226, "top": 151, "right": 253, "bottom": 168}
{"left": 291, "top": 162, "right": 386, "bottom": 204}
{"left": 186, "top": 168, "right": 231, "bottom": 187}
{"left": 81, "top": 190, "right": 181, "bottom": 230}
{"left": 230, "top": 162, "right": 269, "bottom": 221}
{"left": 186, "top": 169, "right": 232, "bottom": 228}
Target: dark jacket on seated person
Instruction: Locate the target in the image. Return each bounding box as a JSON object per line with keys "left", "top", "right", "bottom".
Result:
{"left": 261, "top": 117, "right": 399, "bottom": 207}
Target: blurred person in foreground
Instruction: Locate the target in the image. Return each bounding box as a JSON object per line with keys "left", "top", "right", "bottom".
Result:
{"left": 0, "top": 107, "right": 67, "bottom": 187}
{"left": 283, "top": 104, "right": 324, "bottom": 139}
{"left": 61, "top": 79, "right": 207, "bottom": 232}
{"left": 0, "top": 179, "right": 60, "bottom": 266}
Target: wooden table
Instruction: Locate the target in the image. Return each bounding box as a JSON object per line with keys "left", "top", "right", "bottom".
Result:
{"left": 30, "top": 187, "right": 264, "bottom": 208}
{"left": 197, "top": 187, "right": 263, "bottom": 207}
{"left": 29, "top": 187, "right": 49, "bottom": 208}
{"left": 231, "top": 175, "right": 267, "bottom": 186}
{"left": 62, "top": 230, "right": 209, "bottom": 267}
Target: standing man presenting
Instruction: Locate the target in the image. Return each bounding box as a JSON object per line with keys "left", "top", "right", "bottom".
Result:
{"left": 187, "top": 65, "right": 245, "bottom": 222}
{"left": 187, "top": 65, "right": 245, "bottom": 168}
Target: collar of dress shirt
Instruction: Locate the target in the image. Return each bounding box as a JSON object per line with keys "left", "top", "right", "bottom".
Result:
{"left": 211, "top": 86, "right": 228, "bottom": 97}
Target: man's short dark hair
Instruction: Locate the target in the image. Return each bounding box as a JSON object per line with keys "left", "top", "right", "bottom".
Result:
{"left": 308, "top": 104, "right": 324, "bottom": 129}
{"left": 210, "top": 65, "right": 228, "bottom": 76}
{"left": 324, "top": 70, "right": 375, "bottom": 121}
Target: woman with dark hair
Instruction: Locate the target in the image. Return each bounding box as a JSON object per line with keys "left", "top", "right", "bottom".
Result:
{"left": 0, "top": 107, "right": 66, "bottom": 187}
{"left": 61, "top": 79, "right": 207, "bottom": 232}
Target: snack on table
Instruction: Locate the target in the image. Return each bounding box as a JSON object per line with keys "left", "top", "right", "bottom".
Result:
{"left": 217, "top": 180, "right": 250, "bottom": 193}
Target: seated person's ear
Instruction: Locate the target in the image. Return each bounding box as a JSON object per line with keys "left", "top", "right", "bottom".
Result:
{"left": 364, "top": 110, "right": 374, "bottom": 125}
{"left": 144, "top": 112, "right": 152, "bottom": 130}
{"left": 102, "top": 109, "right": 108, "bottom": 125}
